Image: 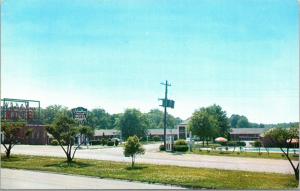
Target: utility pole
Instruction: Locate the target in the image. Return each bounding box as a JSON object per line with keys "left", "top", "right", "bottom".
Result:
{"left": 160, "top": 80, "right": 171, "bottom": 148}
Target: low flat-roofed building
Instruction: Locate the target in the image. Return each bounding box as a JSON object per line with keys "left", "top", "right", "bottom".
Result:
{"left": 230, "top": 128, "right": 268, "bottom": 141}
{"left": 93, "top": 129, "right": 120, "bottom": 140}
{"left": 148, "top": 128, "right": 178, "bottom": 140}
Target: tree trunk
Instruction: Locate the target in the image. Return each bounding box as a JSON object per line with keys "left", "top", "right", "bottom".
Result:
{"left": 6, "top": 149, "right": 11, "bottom": 158}
{"left": 67, "top": 153, "right": 73, "bottom": 163}
{"left": 131, "top": 155, "right": 135, "bottom": 168}
{"left": 294, "top": 167, "right": 299, "bottom": 180}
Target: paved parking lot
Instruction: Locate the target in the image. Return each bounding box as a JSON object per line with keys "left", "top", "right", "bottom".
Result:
{"left": 1, "top": 144, "right": 296, "bottom": 174}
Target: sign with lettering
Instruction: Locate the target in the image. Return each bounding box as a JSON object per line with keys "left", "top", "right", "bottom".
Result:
{"left": 159, "top": 99, "right": 175, "bottom": 109}
{"left": 71, "top": 107, "right": 87, "bottom": 123}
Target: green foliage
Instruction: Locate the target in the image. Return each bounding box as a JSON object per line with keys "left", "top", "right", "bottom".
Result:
{"left": 1, "top": 121, "right": 28, "bottom": 158}
{"left": 101, "top": 138, "right": 108, "bottom": 146}
{"left": 107, "top": 140, "right": 115, "bottom": 146}
{"left": 86, "top": 108, "right": 114, "bottom": 129}
{"left": 175, "top": 139, "right": 187, "bottom": 145}
{"left": 114, "top": 139, "right": 119, "bottom": 146}
{"left": 159, "top": 144, "right": 165, "bottom": 151}
{"left": 174, "top": 145, "right": 189, "bottom": 152}
{"left": 124, "top": 135, "right": 145, "bottom": 168}
{"left": 227, "top": 141, "right": 237, "bottom": 147}
{"left": 189, "top": 105, "right": 230, "bottom": 142}
{"left": 46, "top": 114, "right": 94, "bottom": 162}
{"left": 51, "top": 139, "right": 59, "bottom": 145}
{"left": 146, "top": 109, "right": 182, "bottom": 129}
{"left": 151, "top": 136, "right": 161, "bottom": 141}
{"left": 254, "top": 141, "right": 262, "bottom": 148}
{"left": 237, "top": 141, "right": 246, "bottom": 147}
{"left": 90, "top": 140, "right": 101, "bottom": 145}
{"left": 262, "top": 127, "right": 299, "bottom": 180}
{"left": 40, "top": 105, "right": 71, "bottom": 125}
{"left": 229, "top": 114, "right": 250, "bottom": 128}
{"left": 119, "top": 109, "right": 149, "bottom": 140}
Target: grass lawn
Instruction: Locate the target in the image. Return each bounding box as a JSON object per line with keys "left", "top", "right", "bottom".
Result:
{"left": 1, "top": 154, "right": 298, "bottom": 189}
{"left": 190, "top": 149, "right": 299, "bottom": 160}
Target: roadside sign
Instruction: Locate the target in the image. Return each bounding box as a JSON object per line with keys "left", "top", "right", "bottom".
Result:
{"left": 71, "top": 107, "right": 87, "bottom": 123}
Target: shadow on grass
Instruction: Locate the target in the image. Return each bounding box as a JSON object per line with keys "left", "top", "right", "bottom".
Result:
{"left": 125, "top": 166, "right": 148, "bottom": 170}
{"left": 44, "top": 160, "right": 94, "bottom": 168}
{"left": 1, "top": 155, "right": 25, "bottom": 162}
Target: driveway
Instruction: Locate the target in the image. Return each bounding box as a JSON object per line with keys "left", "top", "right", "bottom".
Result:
{"left": 1, "top": 168, "right": 183, "bottom": 189}
{"left": 1, "top": 144, "right": 296, "bottom": 174}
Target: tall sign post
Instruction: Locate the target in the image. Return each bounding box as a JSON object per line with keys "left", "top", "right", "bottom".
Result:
{"left": 159, "top": 80, "right": 175, "bottom": 149}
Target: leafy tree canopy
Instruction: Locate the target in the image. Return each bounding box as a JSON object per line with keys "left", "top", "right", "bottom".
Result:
{"left": 119, "top": 109, "right": 149, "bottom": 140}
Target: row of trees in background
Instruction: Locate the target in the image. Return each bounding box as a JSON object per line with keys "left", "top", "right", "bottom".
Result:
{"left": 229, "top": 114, "right": 264, "bottom": 128}
{"left": 229, "top": 114, "right": 299, "bottom": 129}
{"left": 39, "top": 105, "right": 182, "bottom": 131}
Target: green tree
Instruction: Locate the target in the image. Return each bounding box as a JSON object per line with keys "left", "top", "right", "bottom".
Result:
{"left": 205, "top": 105, "right": 230, "bottom": 137}
{"left": 86, "top": 108, "right": 112, "bottom": 129}
{"left": 119, "top": 109, "right": 149, "bottom": 140}
{"left": 262, "top": 127, "right": 299, "bottom": 180}
{"left": 189, "top": 105, "right": 230, "bottom": 145}
{"left": 229, "top": 114, "right": 250, "bottom": 128}
{"left": 237, "top": 116, "right": 250, "bottom": 128}
{"left": 145, "top": 109, "right": 182, "bottom": 129}
{"left": 1, "top": 121, "right": 30, "bottom": 158}
{"left": 41, "top": 105, "right": 71, "bottom": 125}
{"left": 229, "top": 114, "right": 240, "bottom": 128}
{"left": 123, "top": 135, "right": 145, "bottom": 168}
{"left": 46, "top": 114, "right": 94, "bottom": 162}
{"left": 189, "top": 108, "right": 218, "bottom": 146}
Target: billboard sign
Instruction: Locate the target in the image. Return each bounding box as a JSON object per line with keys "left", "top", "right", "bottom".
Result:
{"left": 1, "top": 98, "right": 40, "bottom": 122}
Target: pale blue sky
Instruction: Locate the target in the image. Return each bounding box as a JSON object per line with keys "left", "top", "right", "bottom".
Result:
{"left": 1, "top": 0, "right": 299, "bottom": 123}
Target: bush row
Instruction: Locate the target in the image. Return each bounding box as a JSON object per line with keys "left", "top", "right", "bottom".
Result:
{"left": 221, "top": 141, "right": 246, "bottom": 147}
{"left": 159, "top": 139, "right": 189, "bottom": 152}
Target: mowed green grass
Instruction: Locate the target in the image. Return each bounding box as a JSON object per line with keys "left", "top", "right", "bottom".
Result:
{"left": 1, "top": 154, "right": 298, "bottom": 189}
{"left": 190, "top": 150, "right": 299, "bottom": 160}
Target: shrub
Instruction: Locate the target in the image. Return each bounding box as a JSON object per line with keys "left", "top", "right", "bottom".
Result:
{"left": 101, "top": 138, "right": 108, "bottom": 146}
{"left": 152, "top": 136, "right": 161, "bottom": 142}
{"left": 51, "top": 139, "right": 59, "bottom": 145}
{"left": 114, "top": 139, "right": 119, "bottom": 146}
{"left": 254, "top": 141, "right": 262, "bottom": 148}
{"left": 175, "top": 139, "right": 187, "bottom": 145}
{"left": 107, "top": 140, "right": 114, "bottom": 146}
{"left": 159, "top": 144, "right": 165, "bottom": 151}
{"left": 90, "top": 140, "right": 101, "bottom": 145}
{"left": 227, "top": 141, "right": 237, "bottom": 147}
{"left": 124, "top": 136, "right": 145, "bottom": 168}
{"left": 237, "top": 141, "right": 246, "bottom": 147}
{"left": 174, "top": 145, "right": 189, "bottom": 152}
